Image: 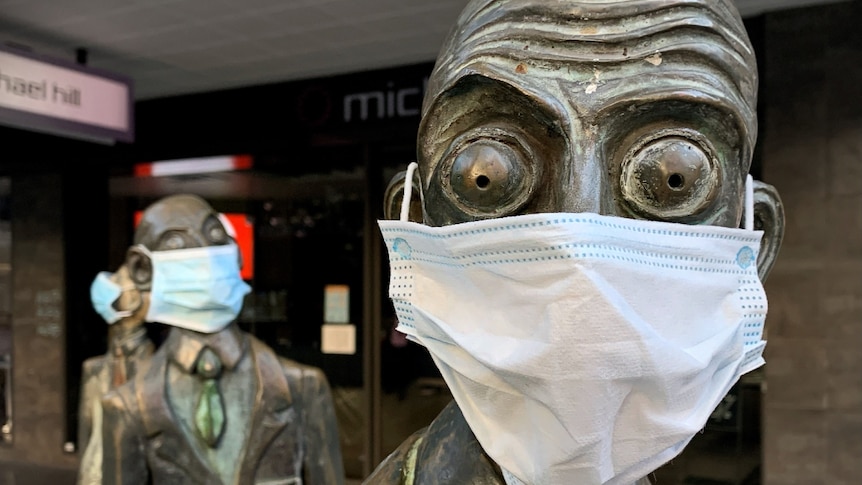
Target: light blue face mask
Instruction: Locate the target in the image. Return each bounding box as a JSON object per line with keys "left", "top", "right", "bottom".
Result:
{"left": 140, "top": 243, "right": 251, "bottom": 334}
{"left": 90, "top": 271, "right": 135, "bottom": 325}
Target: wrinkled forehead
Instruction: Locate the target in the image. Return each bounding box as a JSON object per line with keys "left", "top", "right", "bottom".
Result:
{"left": 424, "top": 0, "right": 757, "bottom": 148}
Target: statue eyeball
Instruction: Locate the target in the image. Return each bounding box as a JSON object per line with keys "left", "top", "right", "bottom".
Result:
{"left": 203, "top": 216, "right": 229, "bottom": 244}
{"left": 443, "top": 134, "right": 533, "bottom": 216}
{"left": 162, "top": 233, "right": 186, "bottom": 250}
{"left": 620, "top": 129, "right": 720, "bottom": 220}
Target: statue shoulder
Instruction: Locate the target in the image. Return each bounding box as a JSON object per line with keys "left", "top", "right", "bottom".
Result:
{"left": 81, "top": 354, "right": 108, "bottom": 375}
{"left": 413, "top": 401, "right": 504, "bottom": 484}
{"left": 100, "top": 345, "right": 166, "bottom": 417}
{"left": 277, "top": 356, "right": 332, "bottom": 399}
{"left": 279, "top": 357, "right": 326, "bottom": 382}
{"left": 245, "top": 334, "right": 330, "bottom": 391}
{"left": 364, "top": 427, "right": 426, "bottom": 485}
{"left": 366, "top": 401, "right": 505, "bottom": 485}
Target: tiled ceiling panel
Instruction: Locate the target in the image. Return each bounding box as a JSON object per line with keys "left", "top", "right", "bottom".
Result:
{"left": 0, "top": 0, "right": 849, "bottom": 100}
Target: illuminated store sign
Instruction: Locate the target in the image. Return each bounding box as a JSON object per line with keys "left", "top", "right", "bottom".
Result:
{"left": 343, "top": 79, "right": 427, "bottom": 123}
{"left": 293, "top": 63, "right": 433, "bottom": 127}
{"left": 0, "top": 45, "right": 133, "bottom": 143}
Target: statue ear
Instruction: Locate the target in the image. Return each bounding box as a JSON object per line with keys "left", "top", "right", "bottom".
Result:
{"left": 383, "top": 168, "right": 424, "bottom": 222}
{"left": 125, "top": 246, "right": 153, "bottom": 291}
{"left": 751, "top": 180, "right": 785, "bottom": 282}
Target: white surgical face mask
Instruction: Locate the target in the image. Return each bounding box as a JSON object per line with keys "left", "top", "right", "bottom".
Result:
{"left": 142, "top": 243, "right": 251, "bottom": 334}
{"left": 378, "top": 163, "right": 767, "bottom": 485}
{"left": 90, "top": 271, "right": 134, "bottom": 324}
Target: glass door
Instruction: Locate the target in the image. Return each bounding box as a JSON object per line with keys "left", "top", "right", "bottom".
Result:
{"left": 238, "top": 169, "right": 368, "bottom": 480}
{"left": 108, "top": 160, "right": 371, "bottom": 482}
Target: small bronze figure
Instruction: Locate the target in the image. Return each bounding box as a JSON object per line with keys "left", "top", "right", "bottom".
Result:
{"left": 101, "top": 194, "right": 345, "bottom": 485}
{"left": 78, "top": 265, "right": 154, "bottom": 485}
{"left": 369, "top": 0, "right": 784, "bottom": 483}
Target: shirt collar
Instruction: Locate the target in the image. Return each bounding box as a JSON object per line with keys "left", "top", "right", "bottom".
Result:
{"left": 110, "top": 326, "right": 149, "bottom": 357}
{"left": 165, "top": 323, "right": 247, "bottom": 374}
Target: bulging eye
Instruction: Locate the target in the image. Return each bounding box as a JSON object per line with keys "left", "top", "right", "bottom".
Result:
{"left": 444, "top": 136, "right": 532, "bottom": 216}
{"left": 620, "top": 130, "right": 720, "bottom": 219}
{"left": 159, "top": 231, "right": 189, "bottom": 250}
{"left": 202, "top": 216, "right": 229, "bottom": 244}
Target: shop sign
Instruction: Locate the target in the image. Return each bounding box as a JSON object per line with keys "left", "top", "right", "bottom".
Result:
{"left": 0, "top": 45, "right": 134, "bottom": 143}
{"left": 294, "top": 62, "right": 433, "bottom": 127}
{"left": 343, "top": 79, "right": 427, "bottom": 123}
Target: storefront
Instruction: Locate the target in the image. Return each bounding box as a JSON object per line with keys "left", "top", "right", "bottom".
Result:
{"left": 74, "top": 61, "right": 446, "bottom": 480}
{"left": 0, "top": 52, "right": 447, "bottom": 478}
{"left": 4, "top": 3, "right": 860, "bottom": 480}
{"left": 1, "top": 52, "right": 770, "bottom": 483}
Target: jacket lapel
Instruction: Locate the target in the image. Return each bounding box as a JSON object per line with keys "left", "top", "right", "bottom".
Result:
{"left": 139, "top": 348, "right": 218, "bottom": 483}
{"left": 237, "top": 337, "right": 294, "bottom": 483}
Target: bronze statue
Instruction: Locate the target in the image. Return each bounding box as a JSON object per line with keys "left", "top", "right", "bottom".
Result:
{"left": 369, "top": 0, "right": 784, "bottom": 484}
{"left": 78, "top": 265, "right": 154, "bottom": 485}
{"left": 100, "top": 194, "right": 345, "bottom": 485}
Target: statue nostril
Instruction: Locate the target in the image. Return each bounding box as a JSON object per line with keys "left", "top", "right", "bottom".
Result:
{"left": 475, "top": 175, "right": 491, "bottom": 189}
{"left": 667, "top": 173, "right": 685, "bottom": 190}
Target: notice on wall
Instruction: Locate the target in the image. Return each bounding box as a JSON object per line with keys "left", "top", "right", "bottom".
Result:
{"left": 323, "top": 284, "right": 350, "bottom": 324}
{"left": 321, "top": 323, "right": 356, "bottom": 355}
{"left": 0, "top": 46, "right": 133, "bottom": 143}
{"left": 35, "top": 288, "right": 62, "bottom": 338}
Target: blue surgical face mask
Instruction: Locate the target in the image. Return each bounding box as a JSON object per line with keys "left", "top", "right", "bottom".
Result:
{"left": 90, "top": 271, "right": 135, "bottom": 325}
{"left": 140, "top": 243, "right": 251, "bottom": 334}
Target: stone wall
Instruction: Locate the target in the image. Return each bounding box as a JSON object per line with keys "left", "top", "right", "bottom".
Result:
{"left": 0, "top": 173, "right": 77, "bottom": 469}
{"left": 761, "top": 2, "right": 862, "bottom": 484}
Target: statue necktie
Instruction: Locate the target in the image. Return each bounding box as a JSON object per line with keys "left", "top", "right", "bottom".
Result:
{"left": 194, "top": 347, "right": 225, "bottom": 448}
{"left": 112, "top": 342, "right": 127, "bottom": 388}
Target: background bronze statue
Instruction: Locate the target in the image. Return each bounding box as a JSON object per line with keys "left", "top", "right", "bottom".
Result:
{"left": 100, "top": 194, "right": 345, "bottom": 485}
{"left": 78, "top": 265, "right": 154, "bottom": 485}
{"left": 369, "top": 0, "right": 784, "bottom": 483}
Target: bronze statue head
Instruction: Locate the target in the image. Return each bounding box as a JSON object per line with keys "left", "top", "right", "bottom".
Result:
{"left": 125, "top": 194, "right": 233, "bottom": 294}
{"left": 373, "top": 2, "right": 786, "bottom": 483}
{"left": 387, "top": 0, "right": 783, "bottom": 279}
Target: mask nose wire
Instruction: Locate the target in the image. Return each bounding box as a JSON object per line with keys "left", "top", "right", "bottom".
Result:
{"left": 401, "top": 162, "right": 419, "bottom": 222}
{"left": 744, "top": 174, "right": 754, "bottom": 231}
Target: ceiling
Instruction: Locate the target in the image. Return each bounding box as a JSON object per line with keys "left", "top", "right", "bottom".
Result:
{"left": 0, "top": 0, "right": 848, "bottom": 101}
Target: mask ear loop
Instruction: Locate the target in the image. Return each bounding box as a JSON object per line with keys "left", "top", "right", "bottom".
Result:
{"left": 400, "top": 162, "right": 419, "bottom": 222}
{"left": 744, "top": 174, "right": 754, "bottom": 231}
{"left": 113, "top": 308, "right": 135, "bottom": 321}
{"left": 117, "top": 282, "right": 143, "bottom": 318}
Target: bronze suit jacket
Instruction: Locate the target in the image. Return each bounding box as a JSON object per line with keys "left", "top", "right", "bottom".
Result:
{"left": 365, "top": 400, "right": 503, "bottom": 485}
{"left": 365, "top": 400, "right": 653, "bottom": 485}
{"left": 77, "top": 329, "right": 154, "bottom": 485}
{"left": 78, "top": 328, "right": 154, "bottom": 454}
{"left": 101, "top": 332, "right": 344, "bottom": 485}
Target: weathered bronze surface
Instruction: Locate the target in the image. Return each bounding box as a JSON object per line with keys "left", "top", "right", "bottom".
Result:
{"left": 368, "top": 0, "right": 785, "bottom": 483}
{"left": 100, "top": 194, "right": 345, "bottom": 485}
{"left": 77, "top": 265, "right": 154, "bottom": 485}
